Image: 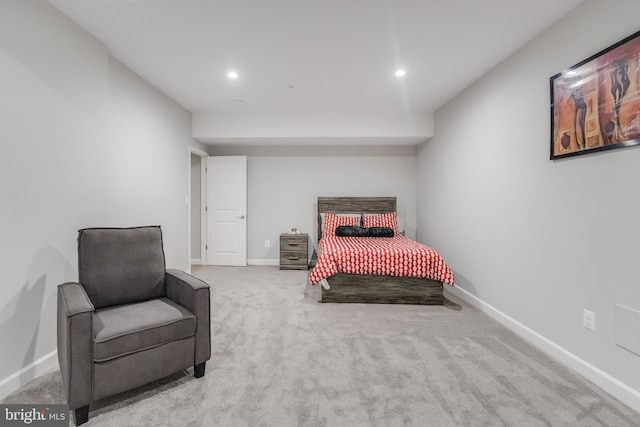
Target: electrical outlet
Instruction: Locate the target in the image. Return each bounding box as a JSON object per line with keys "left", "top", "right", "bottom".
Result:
{"left": 265, "top": 240, "right": 270, "bottom": 248}
{"left": 583, "top": 309, "right": 596, "bottom": 331}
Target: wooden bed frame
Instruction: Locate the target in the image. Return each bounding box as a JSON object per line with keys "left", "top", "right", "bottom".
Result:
{"left": 317, "top": 196, "right": 444, "bottom": 305}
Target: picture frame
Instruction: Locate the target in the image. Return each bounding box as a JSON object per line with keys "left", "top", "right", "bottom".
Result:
{"left": 550, "top": 30, "right": 640, "bottom": 160}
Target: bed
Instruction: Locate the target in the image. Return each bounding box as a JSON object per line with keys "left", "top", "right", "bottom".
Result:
{"left": 309, "top": 197, "right": 454, "bottom": 305}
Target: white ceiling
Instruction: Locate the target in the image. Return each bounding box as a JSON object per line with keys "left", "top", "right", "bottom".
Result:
{"left": 48, "top": 0, "right": 583, "bottom": 146}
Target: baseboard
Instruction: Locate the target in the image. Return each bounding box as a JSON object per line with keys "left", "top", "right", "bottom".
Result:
{"left": 0, "top": 350, "right": 58, "bottom": 401}
{"left": 190, "top": 258, "right": 201, "bottom": 265}
{"left": 447, "top": 285, "right": 640, "bottom": 413}
{"left": 247, "top": 259, "right": 279, "bottom": 266}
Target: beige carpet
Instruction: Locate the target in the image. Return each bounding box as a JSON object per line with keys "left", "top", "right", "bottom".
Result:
{"left": 4, "top": 266, "right": 639, "bottom": 426}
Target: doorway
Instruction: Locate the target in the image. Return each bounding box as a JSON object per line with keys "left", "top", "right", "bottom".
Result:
{"left": 205, "top": 156, "right": 248, "bottom": 266}
{"left": 189, "top": 147, "right": 208, "bottom": 270}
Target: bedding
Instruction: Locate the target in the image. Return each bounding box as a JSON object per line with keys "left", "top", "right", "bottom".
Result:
{"left": 309, "top": 234, "right": 455, "bottom": 286}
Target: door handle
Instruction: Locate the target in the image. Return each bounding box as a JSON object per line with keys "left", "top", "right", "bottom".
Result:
{"left": 237, "top": 215, "right": 246, "bottom": 219}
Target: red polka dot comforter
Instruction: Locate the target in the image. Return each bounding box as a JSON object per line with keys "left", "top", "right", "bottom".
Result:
{"left": 309, "top": 235, "right": 455, "bottom": 286}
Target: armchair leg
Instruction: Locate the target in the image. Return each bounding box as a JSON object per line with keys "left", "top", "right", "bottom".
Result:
{"left": 194, "top": 362, "right": 206, "bottom": 378}
{"left": 74, "top": 405, "right": 90, "bottom": 426}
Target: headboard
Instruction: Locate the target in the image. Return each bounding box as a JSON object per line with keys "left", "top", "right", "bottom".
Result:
{"left": 317, "top": 196, "right": 397, "bottom": 240}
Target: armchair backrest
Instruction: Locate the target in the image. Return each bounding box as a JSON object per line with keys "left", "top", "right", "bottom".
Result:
{"left": 78, "top": 226, "right": 166, "bottom": 309}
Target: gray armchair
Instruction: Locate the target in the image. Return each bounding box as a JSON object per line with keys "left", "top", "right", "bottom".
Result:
{"left": 57, "top": 226, "right": 211, "bottom": 425}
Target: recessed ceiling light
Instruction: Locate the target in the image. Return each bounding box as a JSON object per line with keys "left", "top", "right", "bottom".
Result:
{"left": 395, "top": 69, "right": 406, "bottom": 77}
{"left": 227, "top": 71, "right": 238, "bottom": 79}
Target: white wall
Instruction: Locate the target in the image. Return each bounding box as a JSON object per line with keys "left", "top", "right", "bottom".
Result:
{"left": 193, "top": 110, "right": 434, "bottom": 143}
{"left": 107, "top": 57, "right": 205, "bottom": 269}
{"left": 0, "top": 0, "right": 109, "bottom": 397}
{"left": 417, "top": 0, "right": 640, "bottom": 410}
{"left": 0, "top": 1, "right": 204, "bottom": 399}
{"left": 211, "top": 146, "right": 417, "bottom": 263}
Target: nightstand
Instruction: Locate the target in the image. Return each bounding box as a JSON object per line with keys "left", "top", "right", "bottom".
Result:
{"left": 279, "top": 233, "right": 309, "bottom": 270}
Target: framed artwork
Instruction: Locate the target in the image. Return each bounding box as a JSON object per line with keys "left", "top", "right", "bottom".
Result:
{"left": 550, "top": 30, "right": 640, "bottom": 160}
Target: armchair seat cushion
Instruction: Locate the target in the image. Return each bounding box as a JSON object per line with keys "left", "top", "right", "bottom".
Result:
{"left": 93, "top": 298, "right": 196, "bottom": 362}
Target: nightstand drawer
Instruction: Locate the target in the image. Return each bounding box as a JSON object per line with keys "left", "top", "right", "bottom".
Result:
{"left": 280, "top": 251, "right": 307, "bottom": 266}
{"left": 281, "top": 236, "right": 307, "bottom": 251}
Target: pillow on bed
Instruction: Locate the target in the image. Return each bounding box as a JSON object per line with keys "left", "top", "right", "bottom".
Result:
{"left": 363, "top": 212, "right": 399, "bottom": 233}
{"left": 335, "top": 226, "right": 395, "bottom": 237}
{"left": 367, "top": 227, "right": 395, "bottom": 237}
{"left": 335, "top": 226, "right": 368, "bottom": 236}
{"left": 320, "top": 212, "right": 361, "bottom": 236}
{"left": 323, "top": 213, "right": 361, "bottom": 237}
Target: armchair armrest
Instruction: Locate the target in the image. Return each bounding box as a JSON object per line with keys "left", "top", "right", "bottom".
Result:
{"left": 166, "top": 269, "right": 211, "bottom": 365}
{"left": 57, "top": 282, "right": 94, "bottom": 410}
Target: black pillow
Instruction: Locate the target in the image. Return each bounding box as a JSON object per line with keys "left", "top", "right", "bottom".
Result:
{"left": 335, "top": 226, "right": 368, "bottom": 237}
{"left": 335, "top": 226, "right": 395, "bottom": 237}
{"left": 367, "top": 227, "right": 395, "bottom": 237}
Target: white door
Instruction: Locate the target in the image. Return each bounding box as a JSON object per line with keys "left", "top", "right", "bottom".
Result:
{"left": 206, "top": 156, "right": 247, "bottom": 266}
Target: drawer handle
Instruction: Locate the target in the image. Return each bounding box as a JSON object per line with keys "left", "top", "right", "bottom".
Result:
{"left": 288, "top": 256, "right": 299, "bottom": 260}
{"left": 288, "top": 243, "right": 299, "bottom": 246}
